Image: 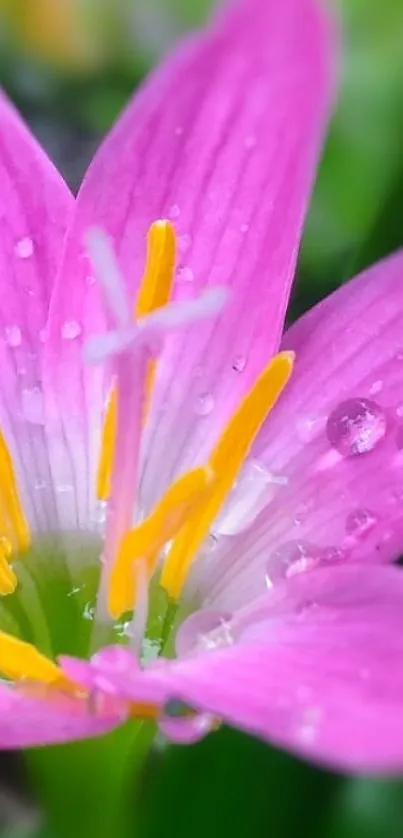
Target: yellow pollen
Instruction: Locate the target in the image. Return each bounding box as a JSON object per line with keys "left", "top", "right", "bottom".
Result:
{"left": 160, "top": 351, "right": 295, "bottom": 600}
{"left": 96, "top": 220, "right": 176, "bottom": 501}
{"left": 0, "top": 430, "right": 30, "bottom": 595}
{"left": 108, "top": 466, "right": 212, "bottom": 619}
{"left": 0, "top": 631, "right": 72, "bottom": 689}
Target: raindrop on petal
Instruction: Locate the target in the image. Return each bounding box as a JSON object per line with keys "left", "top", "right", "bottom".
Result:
{"left": 15, "top": 237, "right": 34, "bottom": 259}
{"left": 346, "top": 508, "right": 377, "bottom": 539}
{"left": 4, "top": 325, "right": 22, "bottom": 347}
{"left": 175, "top": 609, "right": 233, "bottom": 657}
{"left": 168, "top": 204, "right": 180, "bottom": 219}
{"left": 266, "top": 541, "right": 319, "bottom": 584}
{"left": 232, "top": 355, "right": 247, "bottom": 373}
{"left": 194, "top": 393, "right": 214, "bottom": 416}
{"left": 62, "top": 320, "right": 82, "bottom": 340}
{"left": 178, "top": 234, "right": 192, "bottom": 253}
{"left": 326, "top": 398, "right": 387, "bottom": 456}
{"left": 21, "top": 387, "right": 45, "bottom": 425}
{"left": 177, "top": 266, "right": 194, "bottom": 282}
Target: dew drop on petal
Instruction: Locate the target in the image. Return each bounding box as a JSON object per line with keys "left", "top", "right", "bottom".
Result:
{"left": 346, "top": 508, "right": 377, "bottom": 539}
{"left": 266, "top": 541, "right": 319, "bottom": 584}
{"left": 326, "top": 398, "right": 387, "bottom": 456}
{"left": 168, "top": 204, "right": 180, "bottom": 219}
{"left": 194, "top": 393, "right": 214, "bottom": 416}
{"left": 244, "top": 135, "right": 256, "bottom": 150}
{"left": 178, "top": 234, "right": 192, "bottom": 253}
{"left": 369, "top": 380, "right": 383, "bottom": 396}
{"left": 15, "top": 237, "right": 34, "bottom": 259}
{"left": 177, "top": 266, "right": 194, "bottom": 282}
{"left": 21, "top": 386, "right": 45, "bottom": 425}
{"left": 4, "top": 325, "right": 22, "bottom": 347}
{"left": 175, "top": 610, "right": 233, "bottom": 657}
{"left": 232, "top": 355, "right": 247, "bottom": 373}
{"left": 62, "top": 320, "right": 82, "bottom": 340}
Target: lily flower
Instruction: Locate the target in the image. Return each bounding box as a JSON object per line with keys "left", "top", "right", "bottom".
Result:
{"left": 1, "top": 0, "right": 402, "bottom": 774}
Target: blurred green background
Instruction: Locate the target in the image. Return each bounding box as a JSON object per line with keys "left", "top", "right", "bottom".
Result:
{"left": 1, "top": 0, "right": 403, "bottom": 836}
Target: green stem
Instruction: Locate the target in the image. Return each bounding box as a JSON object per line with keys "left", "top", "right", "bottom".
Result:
{"left": 25, "top": 720, "right": 156, "bottom": 838}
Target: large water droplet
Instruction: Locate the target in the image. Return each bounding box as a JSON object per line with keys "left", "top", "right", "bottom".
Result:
{"left": 266, "top": 541, "right": 319, "bottom": 584}
{"left": 194, "top": 393, "right": 214, "bottom": 416}
{"left": 4, "top": 325, "right": 22, "bottom": 348}
{"left": 62, "top": 320, "right": 82, "bottom": 340}
{"left": 346, "top": 508, "right": 377, "bottom": 539}
{"left": 175, "top": 609, "right": 233, "bottom": 657}
{"left": 326, "top": 398, "right": 387, "bottom": 456}
{"left": 15, "top": 237, "right": 34, "bottom": 259}
{"left": 21, "top": 387, "right": 45, "bottom": 425}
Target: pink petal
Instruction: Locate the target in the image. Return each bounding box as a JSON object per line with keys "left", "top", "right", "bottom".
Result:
{"left": 0, "top": 682, "right": 122, "bottom": 748}
{"left": 0, "top": 92, "right": 74, "bottom": 532}
{"left": 65, "top": 566, "right": 403, "bottom": 772}
{"left": 202, "top": 252, "right": 403, "bottom": 610}
{"left": 44, "top": 0, "right": 334, "bottom": 523}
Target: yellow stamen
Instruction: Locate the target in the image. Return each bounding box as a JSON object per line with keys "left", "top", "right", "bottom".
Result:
{"left": 0, "top": 543, "right": 17, "bottom": 595}
{"left": 0, "top": 631, "right": 71, "bottom": 688}
{"left": 96, "top": 220, "right": 176, "bottom": 501}
{"left": 108, "top": 467, "right": 212, "bottom": 618}
{"left": 0, "top": 429, "right": 30, "bottom": 555}
{"left": 160, "top": 352, "right": 295, "bottom": 600}
{"left": 96, "top": 388, "right": 118, "bottom": 502}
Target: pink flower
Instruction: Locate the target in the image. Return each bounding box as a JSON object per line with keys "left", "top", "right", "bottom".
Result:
{"left": 0, "top": 0, "right": 402, "bottom": 773}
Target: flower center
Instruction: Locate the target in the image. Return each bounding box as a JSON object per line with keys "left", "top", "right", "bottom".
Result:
{"left": 0, "top": 219, "right": 293, "bottom": 689}
{"left": 90, "top": 220, "right": 294, "bottom": 639}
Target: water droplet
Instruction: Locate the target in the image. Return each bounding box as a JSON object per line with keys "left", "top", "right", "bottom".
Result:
{"left": 55, "top": 483, "right": 74, "bottom": 494}
{"left": 369, "top": 380, "right": 383, "bottom": 396}
{"left": 83, "top": 602, "right": 95, "bottom": 621}
{"left": 327, "top": 398, "right": 387, "bottom": 457}
{"left": 194, "top": 393, "right": 214, "bottom": 416}
{"left": 21, "top": 386, "right": 45, "bottom": 425}
{"left": 178, "top": 234, "right": 192, "bottom": 253}
{"left": 62, "top": 320, "right": 82, "bottom": 340}
{"left": 169, "top": 204, "right": 180, "bottom": 219}
{"left": 297, "top": 416, "right": 325, "bottom": 443}
{"left": 4, "top": 325, "right": 22, "bottom": 347}
{"left": 232, "top": 355, "right": 247, "bottom": 373}
{"left": 175, "top": 610, "right": 233, "bottom": 657}
{"left": 177, "top": 266, "right": 194, "bottom": 282}
{"left": 266, "top": 541, "right": 319, "bottom": 584}
{"left": 15, "top": 237, "right": 34, "bottom": 259}
{"left": 346, "top": 508, "right": 377, "bottom": 539}
{"left": 244, "top": 135, "right": 256, "bottom": 150}
{"left": 67, "top": 586, "right": 82, "bottom": 598}
{"left": 296, "top": 706, "right": 321, "bottom": 745}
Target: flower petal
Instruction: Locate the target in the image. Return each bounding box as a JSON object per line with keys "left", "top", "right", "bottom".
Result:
{"left": 66, "top": 566, "right": 403, "bottom": 772}
{"left": 202, "top": 251, "right": 403, "bottom": 610}
{"left": 0, "top": 682, "right": 121, "bottom": 748}
{"left": 0, "top": 92, "right": 73, "bottom": 533}
{"left": 44, "top": 0, "right": 334, "bottom": 523}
